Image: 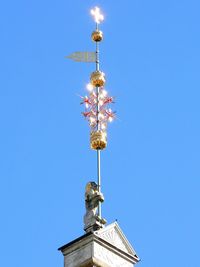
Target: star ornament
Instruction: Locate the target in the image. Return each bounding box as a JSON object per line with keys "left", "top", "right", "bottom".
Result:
{"left": 91, "top": 7, "right": 104, "bottom": 24}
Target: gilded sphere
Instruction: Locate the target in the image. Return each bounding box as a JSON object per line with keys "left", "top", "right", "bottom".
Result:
{"left": 90, "top": 71, "right": 106, "bottom": 87}
{"left": 91, "top": 30, "right": 103, "bottom": 42}
{"left": 90, "top": 131, "right": 107, "bottom": 150}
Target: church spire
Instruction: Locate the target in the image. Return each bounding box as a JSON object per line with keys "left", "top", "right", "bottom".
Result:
{"left": 80, "top": 7, "right": 114, "bottom": 232}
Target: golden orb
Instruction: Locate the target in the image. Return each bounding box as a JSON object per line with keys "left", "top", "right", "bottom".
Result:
{"left": 90, "top": 71, "right": 106, "bottom": 87}
{"left": 90, "top": 131, "right": 107, "bottom": 150}
{"left": 91, "top": 30, "right": 103, "bottom": 42}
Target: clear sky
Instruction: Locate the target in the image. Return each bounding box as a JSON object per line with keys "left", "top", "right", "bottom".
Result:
{"left": 0, "top": 0, "right": 200, "bottom": 266}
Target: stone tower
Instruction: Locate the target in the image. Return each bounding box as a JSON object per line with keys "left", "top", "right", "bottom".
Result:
{"left": 59, "top": 7, "right": 140, "bottom": 267}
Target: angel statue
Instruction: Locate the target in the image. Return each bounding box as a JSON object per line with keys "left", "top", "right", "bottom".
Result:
{"left": 84, "top": 181, "right": 106, "bottom": 232}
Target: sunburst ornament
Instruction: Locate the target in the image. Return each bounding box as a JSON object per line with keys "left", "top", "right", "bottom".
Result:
{"left": 81, "top": 86, "right": 115, "bottom": 133}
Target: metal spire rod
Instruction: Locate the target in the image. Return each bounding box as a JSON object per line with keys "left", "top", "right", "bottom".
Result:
{"left": 67, "top": 6, "right": 116, "bottom": 232}
{"left": 95, "top": 21, "right": 102, "bottom": 219}
{"left": 80, "top": 7, "right": 115, "bottom": 230}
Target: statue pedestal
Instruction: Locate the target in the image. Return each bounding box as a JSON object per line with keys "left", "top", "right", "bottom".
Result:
{"left": 58, "top": 222, "right": 139, "bottom": 267}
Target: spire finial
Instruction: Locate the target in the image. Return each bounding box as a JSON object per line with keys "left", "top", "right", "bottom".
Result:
{"left": 81, "top": 7, "right": 115, "bottom": 232}
{"left": 67, "top": 6, "right": 115, "bottom": 233}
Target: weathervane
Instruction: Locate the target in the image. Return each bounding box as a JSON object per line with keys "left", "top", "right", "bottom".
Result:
{"left": 67, "top": 7, "right": 115, "bottom": 232}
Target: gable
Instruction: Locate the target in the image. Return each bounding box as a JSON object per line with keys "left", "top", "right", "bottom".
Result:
{"left": 94, "top": 222, "right": 137, "bottom": 256}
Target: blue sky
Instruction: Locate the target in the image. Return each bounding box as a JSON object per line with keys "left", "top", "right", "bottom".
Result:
{"left": 0, "top": 0, "right": 200, "bottom": 266}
